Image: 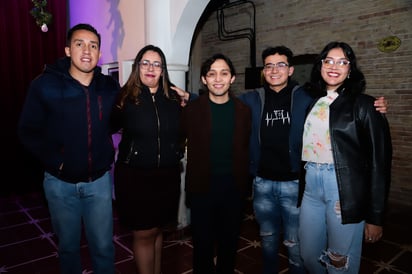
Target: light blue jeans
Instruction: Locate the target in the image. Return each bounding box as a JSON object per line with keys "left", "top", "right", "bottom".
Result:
{"left": 43, "top": 172, "right": 115, "bottom": 274}
{"left": 299, "top": 162, "right": 364, "bottom": 274}
{"left": 253, "top": 176, "right": 306, "bottom": 274}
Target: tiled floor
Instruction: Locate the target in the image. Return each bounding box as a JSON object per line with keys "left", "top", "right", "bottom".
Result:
{"left": 1, "top": 191, "right": 411, "bottom": 274}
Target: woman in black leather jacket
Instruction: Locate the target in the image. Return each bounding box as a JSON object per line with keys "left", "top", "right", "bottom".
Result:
{"left": 298, "top": 41, "right": 392, "bottom": 274}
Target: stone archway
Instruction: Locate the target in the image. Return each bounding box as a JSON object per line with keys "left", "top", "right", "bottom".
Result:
{"left": 145, "top": 0, "right": 210, "bottom": 89}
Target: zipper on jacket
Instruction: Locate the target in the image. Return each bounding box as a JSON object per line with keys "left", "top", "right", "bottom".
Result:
{"left": 84, "top": 87, "right": 93, "bottom": 180}
{"left": 124, "top": 140, "right": 135, "bottom": 164}
{"left": 152, "top": 94, "right": 161, "bottom": 167}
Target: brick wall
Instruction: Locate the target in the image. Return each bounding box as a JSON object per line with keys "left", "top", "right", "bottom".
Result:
{"left": 192, "top": 0, "right": 412, "bottom": 206}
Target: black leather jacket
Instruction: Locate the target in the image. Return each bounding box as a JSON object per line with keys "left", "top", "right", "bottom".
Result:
{"left": 300, "top": 92, "right": 392, "bottom": 226}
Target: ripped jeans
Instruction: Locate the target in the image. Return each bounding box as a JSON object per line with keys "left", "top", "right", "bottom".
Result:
{"left": 299, "top": 162, "right": 364, "bottom": 274}
{"left": 253, "top": 176, "right": 306, "bottom": 274}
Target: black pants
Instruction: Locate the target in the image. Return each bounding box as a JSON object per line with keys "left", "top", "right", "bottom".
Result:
{"left": 189, "top": 175, "right": 245, "bottom": 274}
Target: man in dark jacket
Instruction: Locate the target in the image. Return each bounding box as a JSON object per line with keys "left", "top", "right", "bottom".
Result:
{"left": 238, "top": 46, "right": 309, "bottom": 274}
{"left": 18, "top": 23, "right": 119, "bottom": 274}
{"left": 181, "top": 53, "right": 251, "bottom": 274}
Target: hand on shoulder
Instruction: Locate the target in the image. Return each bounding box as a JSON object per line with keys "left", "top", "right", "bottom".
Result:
{"left": 171, "top": 86, "right": 190, "bottom": 107}
{"left": 374, "top": 96, "right": 388, "bottom": 113}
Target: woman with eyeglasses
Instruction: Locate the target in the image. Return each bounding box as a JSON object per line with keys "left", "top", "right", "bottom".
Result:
{"left": 110, "top": 44, "right": 190, "bottom": 274}
{"left": 298, "top": 41, "right": 392, "bottom": 274}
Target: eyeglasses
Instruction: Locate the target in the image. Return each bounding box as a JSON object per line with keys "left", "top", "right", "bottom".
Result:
{"left": 139, "top": 60, "right": 163, "bottom": 71}
{"left": 321, "top": 58, "right": 350, "bottom": 68}
{"left": 263, "top": 62, "right": 289, "bottom": 71}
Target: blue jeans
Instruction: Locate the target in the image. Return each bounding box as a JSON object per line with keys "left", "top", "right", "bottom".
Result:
{"left": 253, "top": 176, "right": 306, "bottom": 274}
{"left": 43, "top": 172, "right": 115, "bottom": 274}
{"left": 299, "top": 162, "right": 364, "bottom": 274}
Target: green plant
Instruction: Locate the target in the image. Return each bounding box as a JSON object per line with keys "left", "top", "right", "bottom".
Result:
{"left": 30, "top": 0, "right": 52, "bottom": 31}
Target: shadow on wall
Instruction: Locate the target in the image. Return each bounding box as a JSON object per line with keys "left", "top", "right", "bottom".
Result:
{"left": 105, "top": 0, "right": 125, "bottom": 62}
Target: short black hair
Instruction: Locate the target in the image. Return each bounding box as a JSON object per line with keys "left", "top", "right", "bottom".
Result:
{"left": 67, "top": 23, "right": 101, "bottom": 49}
{"left": 261, "top": 46, "right": 294, "bottom": 65}
{"left": 200, "top": 53, "right": 236, "bottom": 77}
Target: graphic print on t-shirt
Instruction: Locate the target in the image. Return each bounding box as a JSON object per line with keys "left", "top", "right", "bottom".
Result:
{"left": 264, "top": 109, "right": 290, "bottom": 126}
{"left": 258, "top": 87, "right": 297, "bottom": 181}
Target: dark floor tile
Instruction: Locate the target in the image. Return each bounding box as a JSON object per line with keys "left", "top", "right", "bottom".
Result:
{"left": 384, "top": 203, "right": 412, "bottom": 244}
{"left": 115, "top": 261, "right": 138, "bottom": 274}
{"left": 162, "top": 242, "right": 193, "bottom": 274}
{"left": 239, "top": 220, "right": 260, "bottom": 240}
{"left": 6, "top": 256, "right": 59, "bottom": 274}
{"left": 359, "top": 258, "right": 382, "bottom": 274}
{"left": 2, "top": 222, "right": 50, "bottom": 246}
{"left": 25, "top": 206, "right": 52, "bottom": 221}
{"left": 0, "top": 239, "right": 58, "bottom": 273}
{"left": 0, "top": 198, "right": 21, "bottom": 212}
{"left": 389, "top": 250, "right": 412, "bottom": 273}
{"left": 15, "top": 193, "right": 48, "bottom": 208}
{"left": 362, "top": 240, "right": 404, "bottom": 264}
{"left": 384, "top": 224, "right": 412, "bottom": 245}
{"left": 1, "top": 193, "right": 412, "bottom": 274}
{"left": 0, "top": 210, "right": 30, "bottom": 230}
{"left": 235, "top": 251, "right": 262, "bottom": 274}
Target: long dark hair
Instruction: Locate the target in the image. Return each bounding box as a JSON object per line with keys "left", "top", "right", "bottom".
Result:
{"left": 118, "top": 45, "right": 175, "bottom": 106}
{"left": 304, "top": 41, "right": 366, "bottom": 97}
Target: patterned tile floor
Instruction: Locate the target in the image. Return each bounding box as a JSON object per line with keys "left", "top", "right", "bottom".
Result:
{"left": 1, "top": 191, "right": 411, "bottom": 274}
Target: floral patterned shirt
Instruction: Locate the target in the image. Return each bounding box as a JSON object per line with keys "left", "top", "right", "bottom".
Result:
{"left": 302, "top": 90, "right": 339, "bottom": 163}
